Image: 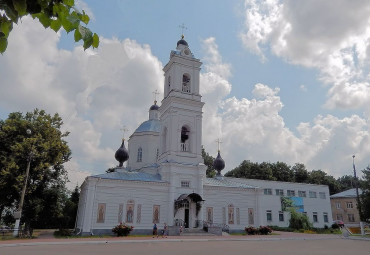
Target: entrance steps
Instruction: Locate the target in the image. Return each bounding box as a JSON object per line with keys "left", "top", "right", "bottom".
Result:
{"left": 181, "top": 228, "right": 216, "bottom": 236}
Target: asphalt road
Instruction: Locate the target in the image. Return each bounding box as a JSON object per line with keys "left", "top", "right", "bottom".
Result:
{"left": 1, "top": 239, "right": 369, "bottom": 255}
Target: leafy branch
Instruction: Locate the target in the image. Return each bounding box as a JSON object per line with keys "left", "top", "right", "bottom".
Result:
{"left": 0, "top": 0, "right": 99, "bottom": 53}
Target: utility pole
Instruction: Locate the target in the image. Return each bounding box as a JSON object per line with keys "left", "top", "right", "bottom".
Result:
{"left": 352, "top": 155, "right": 365, "bottom": 235}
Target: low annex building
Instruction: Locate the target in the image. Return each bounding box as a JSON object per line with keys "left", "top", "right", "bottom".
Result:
{"left": 75, "top": 36, "right": 333, "bottom": 235}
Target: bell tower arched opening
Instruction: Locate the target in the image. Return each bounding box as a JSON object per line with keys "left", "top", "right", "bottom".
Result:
{"left": 180, "top": 125, "right": 190, "bottom": 152}
{"left": 182, "top": 73, "right": 191, "bottom": 93}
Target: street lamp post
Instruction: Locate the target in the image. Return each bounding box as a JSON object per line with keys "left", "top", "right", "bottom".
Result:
{"left": 352, "top": 155, "right": 364, "bottom": 236}
{"left": 13, "top": 129, "right": 33, "bottom": 237}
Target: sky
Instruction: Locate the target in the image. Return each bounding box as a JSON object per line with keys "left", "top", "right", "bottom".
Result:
{"left": 1, "top": 0, "right": 370, "bottom": 189}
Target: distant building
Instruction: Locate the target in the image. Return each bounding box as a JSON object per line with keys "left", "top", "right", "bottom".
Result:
{"left": 75, "top": 36, "right": 333, "bottom": 236}
{"left": 330, "top": 188, "right": 363, "bottom": 225}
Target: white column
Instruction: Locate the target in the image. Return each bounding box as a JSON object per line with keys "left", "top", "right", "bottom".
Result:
{"left": 168, "top": 169, "right": 175, "bottom": 226}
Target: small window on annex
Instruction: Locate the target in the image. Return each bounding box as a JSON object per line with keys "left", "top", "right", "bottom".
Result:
{"left": 336, "top": 202, "right": 341, "bottom": 209}
{"left": 319, "top": 192, "right": 326, "bottom": 199}
{"left": 313, "top": 212, "right": 318, "bottom": 223}
{"left": 309, "top": 191, "right": 317, "bottom": 198}
{"left": 298, "top": 191, "right": 306, "bottom": 197}
{"left": 266, "top": 210, "right": 272, "bottom": 222}
{"left": 264, "top": 188, "right": 272, "bottom": 195}
{"left": 279, "top": 211, "right": 284, "bottom": 222}
{"left": 275, "top": 189, "right": 284, "bottom": 196}
{"left": 287, "top": 190, "right": 295, "bottom": 197}
{"left": 346, "top": 202, "right": 353, "bottom": 209}
{"left": 323, "top": 212, "right": 328, "bottom": 223}
{"left": 137, "top": 147, "right": 142, "bottom": 162}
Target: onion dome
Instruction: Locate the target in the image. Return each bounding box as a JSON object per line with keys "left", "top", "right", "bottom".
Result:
{"left": 115, "top": 139, "right": 129, "bottom": 167}
{"left": 149, "top": 100, "right": 159, "bottom": 111}
{"left": 213, "top": 150, "right": 225, "bottom": 177}
{"left": 177, "top": 35, "right": 188, "bottom": 47}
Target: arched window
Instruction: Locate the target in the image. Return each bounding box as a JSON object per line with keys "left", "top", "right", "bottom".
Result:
{"left": 180, "top": 126, "right": 190, "bottom": 152}
{"left": 168, "top": 76, "right": 171, "bottom": 87}
{"left": 228, "top": 204, "right": 234, "bottom": 224}
{"left": 182, "top": 74, "right": 191, "bottom": 93}
{"left": 126, "top": 200, "right": 135, "bottom": 223}
{"left": 137, "top": 147, "right": 142, "bottom": 162}
{"left": 162, "top": 127, "right": 167, "bottom": 153}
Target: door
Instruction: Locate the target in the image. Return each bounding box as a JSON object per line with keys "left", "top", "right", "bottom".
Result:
{"left": 185, "top": 209, "right": 189, "bottom": 228}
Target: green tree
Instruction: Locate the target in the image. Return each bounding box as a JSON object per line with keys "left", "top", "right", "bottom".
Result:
{"left": 308, "top": 170, "right": 341, "bottom": 195}
{"left": 271, "top": 161, "right": 294, "bottom": 182}
{"left": 337, "top": 175, "right": 356, "bottom": 192}
{"left": 225, "top": 160, "right": 275, "bottom": 180}
{"left": 201, "top": 147, "right": 216, "bottom": 177}
{"left": 289, "top": 209, "right": 312, "bottom": 230}
{"left": 359, "top": 167, "right": 370, "bottom": 222}
{"left": 292, "top": 163, "right": 309, "bottom": 183}
{"left": 0, "top": 0, "right": 99, "bottom": 53}
{"left": 0, "top": 109, "right": 71, "bottom": 230}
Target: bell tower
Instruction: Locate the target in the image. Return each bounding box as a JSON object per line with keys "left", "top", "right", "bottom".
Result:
{"left": 159, "top": 36, "right": 206, "bottom": 227}
{"left": 159, "top": 35, "right": 204, "bottom": 165}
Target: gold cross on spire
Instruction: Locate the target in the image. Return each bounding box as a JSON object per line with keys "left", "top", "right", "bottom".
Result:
{"left": 120, "top": 126, "right": 129, "bottom": 140}
{"left": 179, "top": 23, "right": 187, "bottom": 37}
{"left": 216, "top": 138, "right": 222, "bottom": 152}
{"left": 152, "top": 89, "right": 160, "bottom": 104}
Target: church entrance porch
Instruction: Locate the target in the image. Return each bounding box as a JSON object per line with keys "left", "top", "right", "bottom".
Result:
{"left": 174, "top": 193, "right": 204, "bottom": 229}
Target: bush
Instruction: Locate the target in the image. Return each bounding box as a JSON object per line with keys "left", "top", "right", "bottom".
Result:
{"left": 245, "top": 226, "right": 258, "bottom": 235}
{"left": 268, "top": 225, "right": 295, "bottom": 232}
{"left": 258, "top": 226, "right": 272, "bottom": 235}
{"left": 112, "top": 223, "right": 134, "bottom": 237}
{"left": 245, "top": 226, "right": 272, "bottom": 235}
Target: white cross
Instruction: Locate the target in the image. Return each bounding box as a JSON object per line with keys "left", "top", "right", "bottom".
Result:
{"left": 179, "top": 23, "right": 188, "bottom": 37}
{"left": 216, "top": 138, "right": 222, "bottom": 151}
{"left": 120, "top": 126, "right": 129, "bottom": 140}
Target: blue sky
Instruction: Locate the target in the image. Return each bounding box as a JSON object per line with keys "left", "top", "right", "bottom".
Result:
{"left": 1, "top": 0, "right": 370, "bottom": 188}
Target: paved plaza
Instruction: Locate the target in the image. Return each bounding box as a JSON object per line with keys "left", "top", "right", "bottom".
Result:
{"left": 1, "top": 232, "right": 369, "bottom": 255}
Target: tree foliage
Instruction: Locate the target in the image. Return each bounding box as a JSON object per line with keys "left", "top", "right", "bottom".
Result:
{"left": 0, "top": 0, "right": 99, "bottom": 53}
{"left": 0, "top": 109, "right": 71, "bottom": 229}
{"left": 225, "top": 160, "right": 353, "bottom": 195}
{"left": 289, "top": 209, "right": 312, "bottom": 230}
{"left": 201, "top": 147, "right": 216, "bottom": 177}
{"left": 360, "top": 167, "right": 370, "bottom": 222}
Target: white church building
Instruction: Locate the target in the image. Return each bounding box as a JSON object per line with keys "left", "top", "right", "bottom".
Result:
{"left": 75, "top": 36, "right": 333, "bottom": 235}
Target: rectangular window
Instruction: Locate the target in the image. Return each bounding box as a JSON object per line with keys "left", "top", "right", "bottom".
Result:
{"left": 222, "top": 207, "right": 226, "bottom": 224}
{"left": 348, "top": 214, "right": 355, "bottom": 222}
{"left": 336, "top": 214, "right": 343, "bottom": 221}
{"left": 153, "top": 205, "right": 160, "bottom": 223}
{"left": 309, "top": 191, "right": 317, "bottom": 198}
{"left": 287, "top": 190, "right": 295, "bottom": 197}
{"left": 97, "top": 203, "right": 106, "bottom": 223}
{"left": 206, "top": 207, "right": 213, "bottom": 223}
{"left": 279, "top": 211, "right": 284, "bottom": 222}
{"left": 319, "top": 192, "right": 326, "bottom": 199}
{"left": 266, "top": 210, "right": 272, "bottom": 221}
{"left": 137, "top": 204, "right": 142, "bottom": 224}
{"left": 248, "top": 208, "right": 254, "bottom": 225}
{"left": 236, "top": 208, "right": 240, "bottom": 225}
{"left": 275, "top": 189, "right": 284, "bottom": 196}
{"left": 323, "top": 213, "right": 328, "bottom": 223}
{"left": 298, "top": 191, "right": 306, "bottom": 197}
{"left": 346, "top": 202, "right": 353, "bottom": 209}
{"left": 336, "top": 202, "right": 341, "bottom": 209}
{"left": 313, "top": 212, "right": 318, "bottom": 223}
{"left": 264, "top": 188, "right": 272, "bottom": 195}
{"left": 118, "top": 203, "right": 124, "bottom": 223}
{"left": 181, "top": 181, "right": 190, "bottom": 188}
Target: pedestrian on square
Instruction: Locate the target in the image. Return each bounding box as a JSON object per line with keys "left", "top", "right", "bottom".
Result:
{"left": 153, "top": 223, "right": 158, "bottom": 238}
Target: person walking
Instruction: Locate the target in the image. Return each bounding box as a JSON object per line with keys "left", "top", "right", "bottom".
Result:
{"left": 153, "top": 223, "right": 158, "bottom": 238}
{"left": 162, "top": 223, "right": 168, "bottom": 238}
